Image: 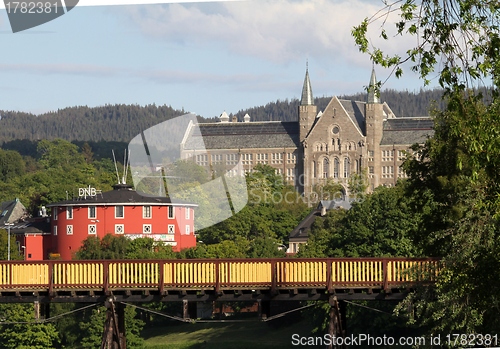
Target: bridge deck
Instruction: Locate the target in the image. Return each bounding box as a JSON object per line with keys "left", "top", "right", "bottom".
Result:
{"left": 0, "top": 258, "right": 440, "bottom": 302}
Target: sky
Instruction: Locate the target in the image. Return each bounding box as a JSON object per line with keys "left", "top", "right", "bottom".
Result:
{"left": 0, "top": 0, "right": 433, "bottom": 119}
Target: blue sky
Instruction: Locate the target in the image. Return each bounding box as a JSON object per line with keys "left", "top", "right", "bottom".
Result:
{"left": 0, "top": 0, "right": 431, "bottom": 119}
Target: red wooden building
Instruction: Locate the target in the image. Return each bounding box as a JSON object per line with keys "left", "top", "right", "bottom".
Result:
{"left": 46, "top": 183, "right": 197, "bottom": 260}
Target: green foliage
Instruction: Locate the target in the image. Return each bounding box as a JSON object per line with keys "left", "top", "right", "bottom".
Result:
{"left": 0, "top": 148, "right": 25, "bottom": 182}
{"left": 0, "top": 303, "right": 60, "bottom": 349}
{"left": 79, "top": 305, "right": 144, "bottom": 349}
{"left": 79, "top": 307, "right": 105, "bottom": 349}
{"left": 75, "top": 235, "right": 176, "bottom": 260}
{"left": 0, "top": 229, "right": 23, "bottom": 260}
{"left": 311, "top": 178, "right": 344, "bottom": 202}
{"left": 397, "top": 92, "right": 500, "bottom": 334}
{"left": 196, "top": 163, "right": 307, "bottom": 255}
{"left": 299, "top": 186, "right": 422, "bottom": 258}
{"left": 352, "top": 1, "right": 500, "bottom": 90}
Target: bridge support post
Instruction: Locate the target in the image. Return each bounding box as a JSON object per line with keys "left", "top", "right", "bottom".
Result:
{"left": 327, "top": 296, "right": 345, "bottom": 349}
{"left": 101, "top": 297, "right": 126, "bottom": 349}
{"left": 258, "top": 300, "right": 271, "bottom": 320}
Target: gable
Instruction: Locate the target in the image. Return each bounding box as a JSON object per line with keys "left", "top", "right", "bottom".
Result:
{"left": 305, "top": 96, "right": 365, "bottom": 144}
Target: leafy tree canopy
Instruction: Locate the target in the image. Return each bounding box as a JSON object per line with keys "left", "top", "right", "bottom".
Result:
{"left": 352, "top": 0, "right": 500, "bottom": 90}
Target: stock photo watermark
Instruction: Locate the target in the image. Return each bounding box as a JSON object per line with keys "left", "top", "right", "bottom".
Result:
{"left": 3, "top": 0, "right": 79, "bottom": 32}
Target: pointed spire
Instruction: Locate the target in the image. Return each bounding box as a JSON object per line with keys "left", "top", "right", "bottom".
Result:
{"left": 367, "top": 65, "right": 380, "bottom": 104}
{"left": 300, "top": 61, "right": 314, "bottom": 106}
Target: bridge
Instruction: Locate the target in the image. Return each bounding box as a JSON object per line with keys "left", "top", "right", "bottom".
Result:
{"left": 0, "top": 257, "right": 440, "bottom": 303}
{"left": 0, "top": 257, "right": 440, "bottom": 349}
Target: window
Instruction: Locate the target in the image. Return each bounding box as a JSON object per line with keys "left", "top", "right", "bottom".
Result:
{"left": 115, "top": 224, "right": 124, "bottom": 235}
{"left": 242, "top": 153, "right": 253, "bottom": 165}
{"left": 115, "top": 205, "right": 124, "bottom": 218}
{"left": 185, "top": 208, "right": 190, "bottom": 220}
{"left": 67, "top": 225, "right": 73, "bottom": 235}
{"left": 53, "top": 208, "right": 58, "bottom": 220}
{"left": 344, "top": 158, "right": 350, "bottom": 178}
{"left": 211, "top": 153, "right": 223, "bottom": 164}
{"left": 66, "top": 207, "right": 73, "bottom": 219}
{"left": 168, "top": 224, "right": 175, "bottom": 234}
{"left": 312, "top": 161, "right": 316, "bottom": 178}
{"left": 382, "top": 150, "right": 394, "bottom": 162}
{"left": 398, "top": 150, "right": 406, "bottom": 161}
{"left": 287, "top": 152, "right": 296, "bottom": 164}
{"left": 256, "top": 153, "right": 268, "bottom": 164}
{"left": 185, "top": 225, "right": 190, "bottom": 235}
{"left": 369, "top": 166, "right": 374, "bottom": 174}
{"left": 88, "top": 224, "right": 96, "bottom": 235}
{"left": 53, "top": 226, "right": 57, "bottom": 236}
{"left": 333, "top": 158, "right": 339, "bottom": 178}
{"left": 88, "top": 206, "right": 96, "bottom": 219}
{"left": 382, "top": 166, "right": 394, "bottom": 178}
{"left": 168, "top": 206, "right": 174, "bottom": 219}
{"left": 143, "top": 205, "right": 152, "bottom": 219}
{"left": 143, "top": 224, "right": 152, "bottom": 234}
{"left": 196, "top": 154, "right": 208, "bottom": 166}
{"left": 323, "top": 158, "right": 329, "bottom": 178}
{"left": 226, "top": 153, "right": 238, "bottom": 165}
{"left": 271, "top": 153, "right": 283, "bottom": 164}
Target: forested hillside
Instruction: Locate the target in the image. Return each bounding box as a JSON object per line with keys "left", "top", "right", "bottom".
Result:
{"left": 0, "top": 104, "right": 191, "bottom": 144}
{"left": 233, "top": 88, "right": 448, "bottom": 122}
{"left": 0, "top": 89, "right": 446, "bottom": 145}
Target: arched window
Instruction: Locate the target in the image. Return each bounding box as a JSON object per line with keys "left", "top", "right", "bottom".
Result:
{"left": 333, "top": 158, "right": 339, "bottom": 178}
{"left": 323, "top": 158, "right": 329, "bottom": 178}
{"left": 344, "top": 158, "right": 350, "bottom": 178}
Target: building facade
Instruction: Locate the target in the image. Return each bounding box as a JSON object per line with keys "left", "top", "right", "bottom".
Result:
{"left": 180, "top": 68, "right": 433, "bottom": 199}
{"left": 47, "top": 183, "right": 197, "bottom": 260}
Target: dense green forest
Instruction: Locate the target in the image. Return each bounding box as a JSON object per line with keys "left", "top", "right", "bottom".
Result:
{"left": 0, "top": 104, "right": 195, "bottom": 144}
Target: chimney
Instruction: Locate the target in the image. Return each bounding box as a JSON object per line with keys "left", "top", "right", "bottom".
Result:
{"left": 243, "top": 113, "right": 250, "bottom": 122}
{"left": 232, "top": 115, "right": 238, "bottom": 122}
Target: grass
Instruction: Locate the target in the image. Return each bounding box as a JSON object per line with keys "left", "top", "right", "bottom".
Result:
{"left": 142, "top": 316, "right": 316, "bottom": 349}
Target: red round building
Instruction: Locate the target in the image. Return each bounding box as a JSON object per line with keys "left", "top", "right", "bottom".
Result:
{"left": 47, "top": 184, "right": 197, "bottom": 260}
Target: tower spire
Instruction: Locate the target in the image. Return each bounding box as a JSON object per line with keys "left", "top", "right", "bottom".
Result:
{"left": 367, "top": 65, "right": 380, "bottom": 104}
{"left": 300, "top": 62, "right": 314, "bottom": 106}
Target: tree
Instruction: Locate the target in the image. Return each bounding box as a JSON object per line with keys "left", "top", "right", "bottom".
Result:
{"left": 299, "top": 185, "right": 422, "bottom": 258}
{"left": 352, "top": 0, "right": 500, "bottom": 336}
{"left": 0, "top": 149, "right": 25, "bottom": 182}
{"left": 352, "top": 0, "right": 500, "bottom": 90}
{"left": 0, "top": 229, "right": 22, "bottom": 260}
{"left": 75, "top": 235, "right": 176, "bottom": 260}
{"left": 0, "top": 303, "right": 60, "bottom": 349}
{"left": 79, "top": 305, "right": 144, "bottom": 349}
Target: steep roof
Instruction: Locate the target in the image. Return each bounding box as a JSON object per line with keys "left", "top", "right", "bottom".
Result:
{"left": 301, "top": 67, "right": 314, "bottom": 106}
{"left": 338, "top": 99, "right": 366, "bottom": 135}
{"left": 10, "top": 217, "right": 51, "bottom": 235}
{"left": 367, "top": 66, "right": 380, "bottom": 104}
{"left": 183, "top": 121, "right": 300, "bottom": 150}
{"left": 381, "top": 117, "right": 434, "bottom": 145}
{"left": 289, "top": 198, "right": 352, "bottom": 241}
{"left": 0, "top": 199, "right": 27, "bottom": 225}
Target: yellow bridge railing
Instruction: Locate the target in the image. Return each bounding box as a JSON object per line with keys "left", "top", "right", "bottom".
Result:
{"left": 0, "top": 258, "right": 440, "bottom": 293}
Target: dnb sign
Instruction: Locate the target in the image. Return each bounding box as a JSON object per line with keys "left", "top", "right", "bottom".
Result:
{"left": 78, "top": 186, "right": 97, "bottom": 198}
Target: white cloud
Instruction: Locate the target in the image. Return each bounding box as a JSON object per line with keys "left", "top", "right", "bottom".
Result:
{"left": 119, "top": 0, "right": 413, "bottom": 68}
{"left": 0, "top": 63, "right": 121, "bottom": 76}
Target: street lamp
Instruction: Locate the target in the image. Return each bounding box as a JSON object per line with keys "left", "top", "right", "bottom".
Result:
{"left": 4, "top": 223, "right": 14, "bottom": 261}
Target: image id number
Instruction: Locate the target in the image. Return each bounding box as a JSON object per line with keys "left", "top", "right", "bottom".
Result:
{"left": 5, "top": 2, "right": 59, "bottom": 14}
